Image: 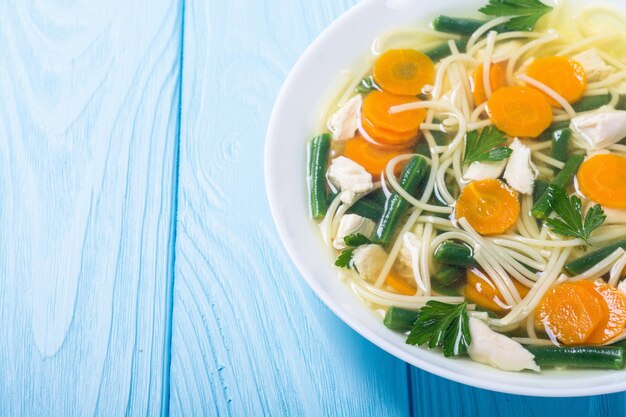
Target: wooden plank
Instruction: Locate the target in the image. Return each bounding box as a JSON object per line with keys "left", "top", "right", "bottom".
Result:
{"left": 0, "top": 0, "right": 182, "bottom": 415}
{"left": 169, "top": 0, "right": 410, "bottom": 415}
{"left": 410, "top": 368, "right": 626, "bottom": 416}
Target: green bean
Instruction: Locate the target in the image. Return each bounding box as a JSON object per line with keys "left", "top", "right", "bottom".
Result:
{"left": 367, "top": 189, "right": 388, "bottom": 206}
{"left": 374, "top": 157, "right": 429, "bottom": 246}
{"left": 564, "top": 238, "right": 626, "bottom": 276}
{"left": 432, "top": 15, "right": 504, "bottom": 36}
{"left": 551, "top": 127, "right": 571, "bottom": 164}
{"left": 538, "top": 120, "right": 570, "bottom": 141}
{"left": 572, "top": 94, "right": 611, "bottom": 112}
{"left": 346, "top": 198, "right": 384, "bottom": 222}
{"left": 531, "top": 154, "right": 585, "bottom": 220}
{"left": 525, "top": 345, "right": 626, "bottom": 370}
{"left": 308, "top": 134, "right": 331, "bottom": 219}
{"left": 532, "top": 180, "right": 550, "bottom": 205}
{"left": 383, "top": 306, "right": 420, "bottom": 332}
{"left": 424, "top": 39, "right": 468, "bottom": 61}
{"left": 431, "top": 266, "right": 466, "bottom": 296}
{"left": 433, "top": 241, "right": 477, "bottom": 268}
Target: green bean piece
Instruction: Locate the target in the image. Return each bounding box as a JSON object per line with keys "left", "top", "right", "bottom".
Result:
{"left": 432, "top": 15, "right": 504, "bottom": 36}
{"left": 525, "top": 345, "right": 626, "bottom": 370}
{"left": 374, "top": 156, "right": 429, "bottom": 246}
{"left": 551, "top": 127, "right": 571, "bottom": 164}
{"left": 531, "top": 154, "right": 584, "bottom": 220}
{"left": 538, "top": 120, "right": 570, "bottom": 141}
{"left": 564, "top": 238, "right": 626, "bottom": 276}
{"left": 433, "top": 241, "right": 477, "bottom": 268}
{"left": 533, "top": 180, "right": 550, "bottom": 205}
{"left": 308, "top": 134, "right": 331, "bottom": 219}
{"left": 424, "top": 39, "right": 468, "bottom": 61}
{"left": 572, "top": 94, "right": 611, "bottom": 112}
{"left": 346, "top": 198, "right": 384, "bottom": 222}
{"left": 431, "top": 266, "right": 466, "bottom": 296}
{"left": 383, "top": 306, "right": 420, "bottom": 332}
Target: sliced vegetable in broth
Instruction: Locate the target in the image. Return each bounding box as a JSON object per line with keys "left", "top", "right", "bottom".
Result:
{"left": 306, "top": 0, "right": 626, "bottom": 373}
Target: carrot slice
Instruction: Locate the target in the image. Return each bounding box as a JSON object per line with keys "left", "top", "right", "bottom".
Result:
{"left": 455, "top": 179, "right": 520, "bottom": 235}
{"left": 343, "top": 135, "right": 411, "bottom": 180}
{"left": 372, "top": 49, "right": 435, "bottom": 96}
{"left": 527, "top": 56, "right": 587, "bottom": 107}
{"left": 537, "top": 280, "right": 607, "bottom": 345}
{"left": 586, "top": 281, "right": 626, "bottom": 344}
{"left": 362, "top": 90, "right": 425, "bottom": 134}
{"left": 486, "top": 86, "right": 553, "bottom": 138}
{"left": 464, "top": 269, "right": 530, "bottom": 315}
{"left": 577, "top": 153, "right": 626, "bottom": 209}
{"left": 385, "top": 269, "right": 417, "bottom": 296}
{"left": 470, "top": 61, "right": 508, "bottom": 105}
{"left": 361, "top": 114, "right": 418, "bottom": 147}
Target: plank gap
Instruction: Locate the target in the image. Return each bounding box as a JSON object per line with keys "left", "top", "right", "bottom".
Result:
{"left": 160, "top": 0, "right": 187, "bottom": 416}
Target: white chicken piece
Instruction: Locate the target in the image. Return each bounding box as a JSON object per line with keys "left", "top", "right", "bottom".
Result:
{"left": 572, "top": 49, "right": 614, "bottom": 82}
{"left": 463, "top": 160, "right": 508, "bottom": 182}
{"left": 503, "top": 139, "right": 538, "bottom": 195}
{"left": 352, "top": 244, "right": 388, "bottom": 283}
{"left": 327, "top": 156, "right": 373, "bottom": 204}
{"left": 332, "top": 214, "right": 376, "bottom": 250}
{"left": 467, "top": 317, "right": 540, "bottom": 372}
{"left": 327, "top": 95, "right": 362, "bottom": 141}
{"left": 571, "top": 107, "right": 626, "bottom": 150}
{"left": 397, "top": 232, "right": 421, "bottom": 278}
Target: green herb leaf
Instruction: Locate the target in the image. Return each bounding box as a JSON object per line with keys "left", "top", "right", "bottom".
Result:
{"left": 335, "top": 249, "right": 355, "bottom": 268}
{"left": 545, "top": 185, "right": 606, "bottom": 245}
{"left": 406, "top": 301, "right": 471, "bottom": 357}
{"left": 343, "top": 233, "right": 372, "bottom": 247}
{"left": 334, "top": 233, "right": 373, "bottom": 269}
{"left": 479, "top": 0, "right": 553, "bottom": 32}
{"left": 462, "top": 126, "right": 512, "bottom": 166}
{"left": 355, "top": 76, "right": 377, "bottom": 94}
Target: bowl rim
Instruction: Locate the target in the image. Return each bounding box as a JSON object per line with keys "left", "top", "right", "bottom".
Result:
{"left": 264, "top": 0, "right": 626, "bottom": 397}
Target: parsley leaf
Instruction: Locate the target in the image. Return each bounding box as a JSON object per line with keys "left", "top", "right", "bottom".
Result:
{"left": 335, "top": 249, "right": 355, "bottom": 268}
{"left": 545, "top": 185, "right": 606, "bottom": 245}
{"left": 335, "top": 233, "right": 372, "bottom": 269}
{"left": 406, "top": 301, "right": 471, "bottom": 357}
{"left": 479, "top": 0, "right": 553, "bottom": 32}
{"left": 343, "top": 233, "right": 372, "bottom": 247}
{"left": 355, "top": 76, "right": 377, "bottom": 94}
{"left": 462, "top": 126, "right": 512, "bottom": 166}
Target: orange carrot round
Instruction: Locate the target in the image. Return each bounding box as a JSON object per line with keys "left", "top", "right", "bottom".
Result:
{"left": 362, "top": 90, "right": 425, "bottom": 134}
{"left": 527, "top": 56, "right": 587, "bottom": 106}
{"left": 470, "top": 61, "right": 508, "bottom": 105}
{"left": 577, "top": 153, "right": 626, "bottom": 209}
{"left": 464, "top": 269, "right": 530, "bottom": 315}
{"left": 486, "top": 86, "right": 553, "bottom": 138}
{"left": 537, "top": 281, "right": 607, "bottom": 345}
{"left": 343, "top": 135, "right": 412, "bottom": 180}
{"left": 537, "top": 280, "right": 626, "bottom": 345}
{"left": 586, "top": 281, "right": 626, "bottom": 344}
{"left": 455, "top": 179, "right": 520, "bottom": 235}
{"left": 372, "top": 49, "right": 435, "bottom": 96}
{"left": 361, "top": 114, "right": 418, "bottom": 147}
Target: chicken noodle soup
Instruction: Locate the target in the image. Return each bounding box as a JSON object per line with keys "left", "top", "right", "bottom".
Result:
{"left": 307, "top": 0, "right": 626, "bottom": 372}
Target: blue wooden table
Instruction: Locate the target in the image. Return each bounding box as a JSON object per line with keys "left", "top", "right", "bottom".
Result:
{"left": 1, "top": 0, "right": 625, "bottom": 415}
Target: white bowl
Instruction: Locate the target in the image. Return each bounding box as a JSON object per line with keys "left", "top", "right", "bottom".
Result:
{"left": 265, "top": 0, "right": 626, "bottom": 396}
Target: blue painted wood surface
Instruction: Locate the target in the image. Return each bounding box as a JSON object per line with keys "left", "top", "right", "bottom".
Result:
{"left": 2, "top": 0, "right": 626, "bottom": 415}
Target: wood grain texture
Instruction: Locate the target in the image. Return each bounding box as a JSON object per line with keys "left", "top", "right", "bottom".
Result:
{"left": 168, "top": 0, "right": 410, "bottom": 416}
{"left": 0, "top": 0, "right": 182, "bottom": 415}
{"left": 410, "top": 368, "right": 626, "bottom": 416}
